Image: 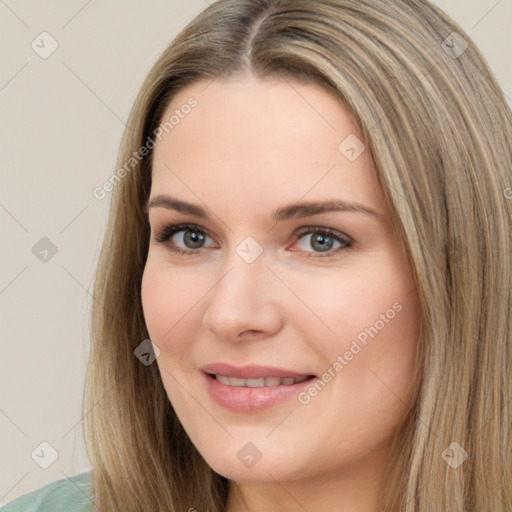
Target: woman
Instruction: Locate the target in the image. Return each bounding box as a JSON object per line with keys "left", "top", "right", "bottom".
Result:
{"left": 4, "top": 0, "right": 511, "bottom": 510}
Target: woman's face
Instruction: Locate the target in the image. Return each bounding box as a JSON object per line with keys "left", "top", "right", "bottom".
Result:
{"left": 141, "top": 75, "right": 420, "bottom": 491}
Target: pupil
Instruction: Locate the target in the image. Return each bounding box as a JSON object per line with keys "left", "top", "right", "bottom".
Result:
{"left": 312, "top": 234, "right": 333, "bottom": 252}
{"left": 184, "top": 230, "right": 205, "bottom": 248}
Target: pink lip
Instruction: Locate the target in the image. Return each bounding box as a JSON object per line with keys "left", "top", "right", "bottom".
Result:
{"left": 200, "top": 362, "right": 314, "bottom": 379}
{"left": 200, "top": 368, "right": 316, "bottom": 413}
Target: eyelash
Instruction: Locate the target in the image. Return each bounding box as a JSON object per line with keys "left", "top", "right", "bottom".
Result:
{"left": 153, "top": 222, "right": 353, "bottom": 258}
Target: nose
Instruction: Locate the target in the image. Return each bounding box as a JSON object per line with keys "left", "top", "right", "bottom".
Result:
{"left": 201, "top": 249, "right": 285, "bottom": 343}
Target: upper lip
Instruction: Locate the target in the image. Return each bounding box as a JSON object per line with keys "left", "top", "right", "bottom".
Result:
{"left": 201, "top": 363, "right": 315, "bottom": 379}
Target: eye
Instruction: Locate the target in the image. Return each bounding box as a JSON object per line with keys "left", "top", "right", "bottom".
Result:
{"left": 154, "top": 223, "right": 216, "bottom": 255}
{"left": 291, "top": 227, "right": 352, "bottom": 257}
{"left": 153, "top": 223, "right": 352, "bottom": 258}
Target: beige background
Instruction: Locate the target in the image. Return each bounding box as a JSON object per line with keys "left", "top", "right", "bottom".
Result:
{"left": 1, "top": 0, "right": 510, "bottom": 505}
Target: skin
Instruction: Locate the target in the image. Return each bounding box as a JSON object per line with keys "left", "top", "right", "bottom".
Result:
{"left": 141, "top": 74, "right": 420, "bottom": 512}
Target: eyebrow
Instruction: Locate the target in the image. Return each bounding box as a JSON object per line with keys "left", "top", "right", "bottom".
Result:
{"left": 145, "top": 194, "right": 382, "bottom": 224}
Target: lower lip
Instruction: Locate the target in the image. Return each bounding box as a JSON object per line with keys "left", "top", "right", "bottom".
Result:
{"left": 202, "top": 372, "right": 315, "bottom": 413}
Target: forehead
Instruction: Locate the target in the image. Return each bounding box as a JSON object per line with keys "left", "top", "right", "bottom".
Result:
{"left": 154, "top": 75, "right": 361, "bottom": 159}
{"left": 150, "top": 76, "right": 385, "bottom": 219}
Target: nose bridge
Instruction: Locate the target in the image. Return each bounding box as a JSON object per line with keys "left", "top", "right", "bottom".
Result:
{"left": 211, "top": 243, "right": 268, "bottom": 311}
{"left": 202, "top": 241, "right": 283, "bottom": 339}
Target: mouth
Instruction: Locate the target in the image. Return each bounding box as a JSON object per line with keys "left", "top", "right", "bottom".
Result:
{"left": 206, "top": 373, "right": 316, "bottom": 388}
{"left": 202, "top": 369, "right": 317, "bottom": 412}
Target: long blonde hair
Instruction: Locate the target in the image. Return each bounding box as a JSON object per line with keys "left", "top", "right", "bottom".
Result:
{"left": 83, "top": 0, "right": 512, "bottom": 510}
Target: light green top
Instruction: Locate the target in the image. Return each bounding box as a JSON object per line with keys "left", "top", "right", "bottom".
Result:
{"left": 1, "top": 472, "right": 93, "bottom": 512}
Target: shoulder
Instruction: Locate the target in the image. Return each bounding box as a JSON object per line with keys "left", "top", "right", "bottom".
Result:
{"left": 1, "top": 472, "right": 93, "bottom": 512}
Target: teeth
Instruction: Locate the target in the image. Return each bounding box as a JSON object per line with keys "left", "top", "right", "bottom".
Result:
{"left": 216, "top": 375, "right": 232, "bottom": 385}
{"left": 265, "top": 376, "right": 281, "bottom": 386}
{"left": 214, "top": 374, "right": 310, "bottom": 387}
{"left": 246, "top": 378, "right": 265, "bottom": 387}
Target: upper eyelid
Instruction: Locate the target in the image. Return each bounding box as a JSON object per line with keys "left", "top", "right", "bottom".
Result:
{"left": 148, "top": 206, "right": 358, "bottom": 233}
{"left": 172, "top": 222, "right": 215, "bottom": 237}
{"left": 154, "top": 222, "right": 348, "bottom": 236}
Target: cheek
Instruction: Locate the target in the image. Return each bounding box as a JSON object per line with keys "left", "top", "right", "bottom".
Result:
{"left": 140, "top": 262, "right": 205, "bottom": 356}
{"left": 289, "top": 255, "right": 417, "bottom": 346}
{"left": 141, "top": 262, "right": 211, "bottom": 435}
{"left": 291, "top": 252, "right": 420, "bottom": 401}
